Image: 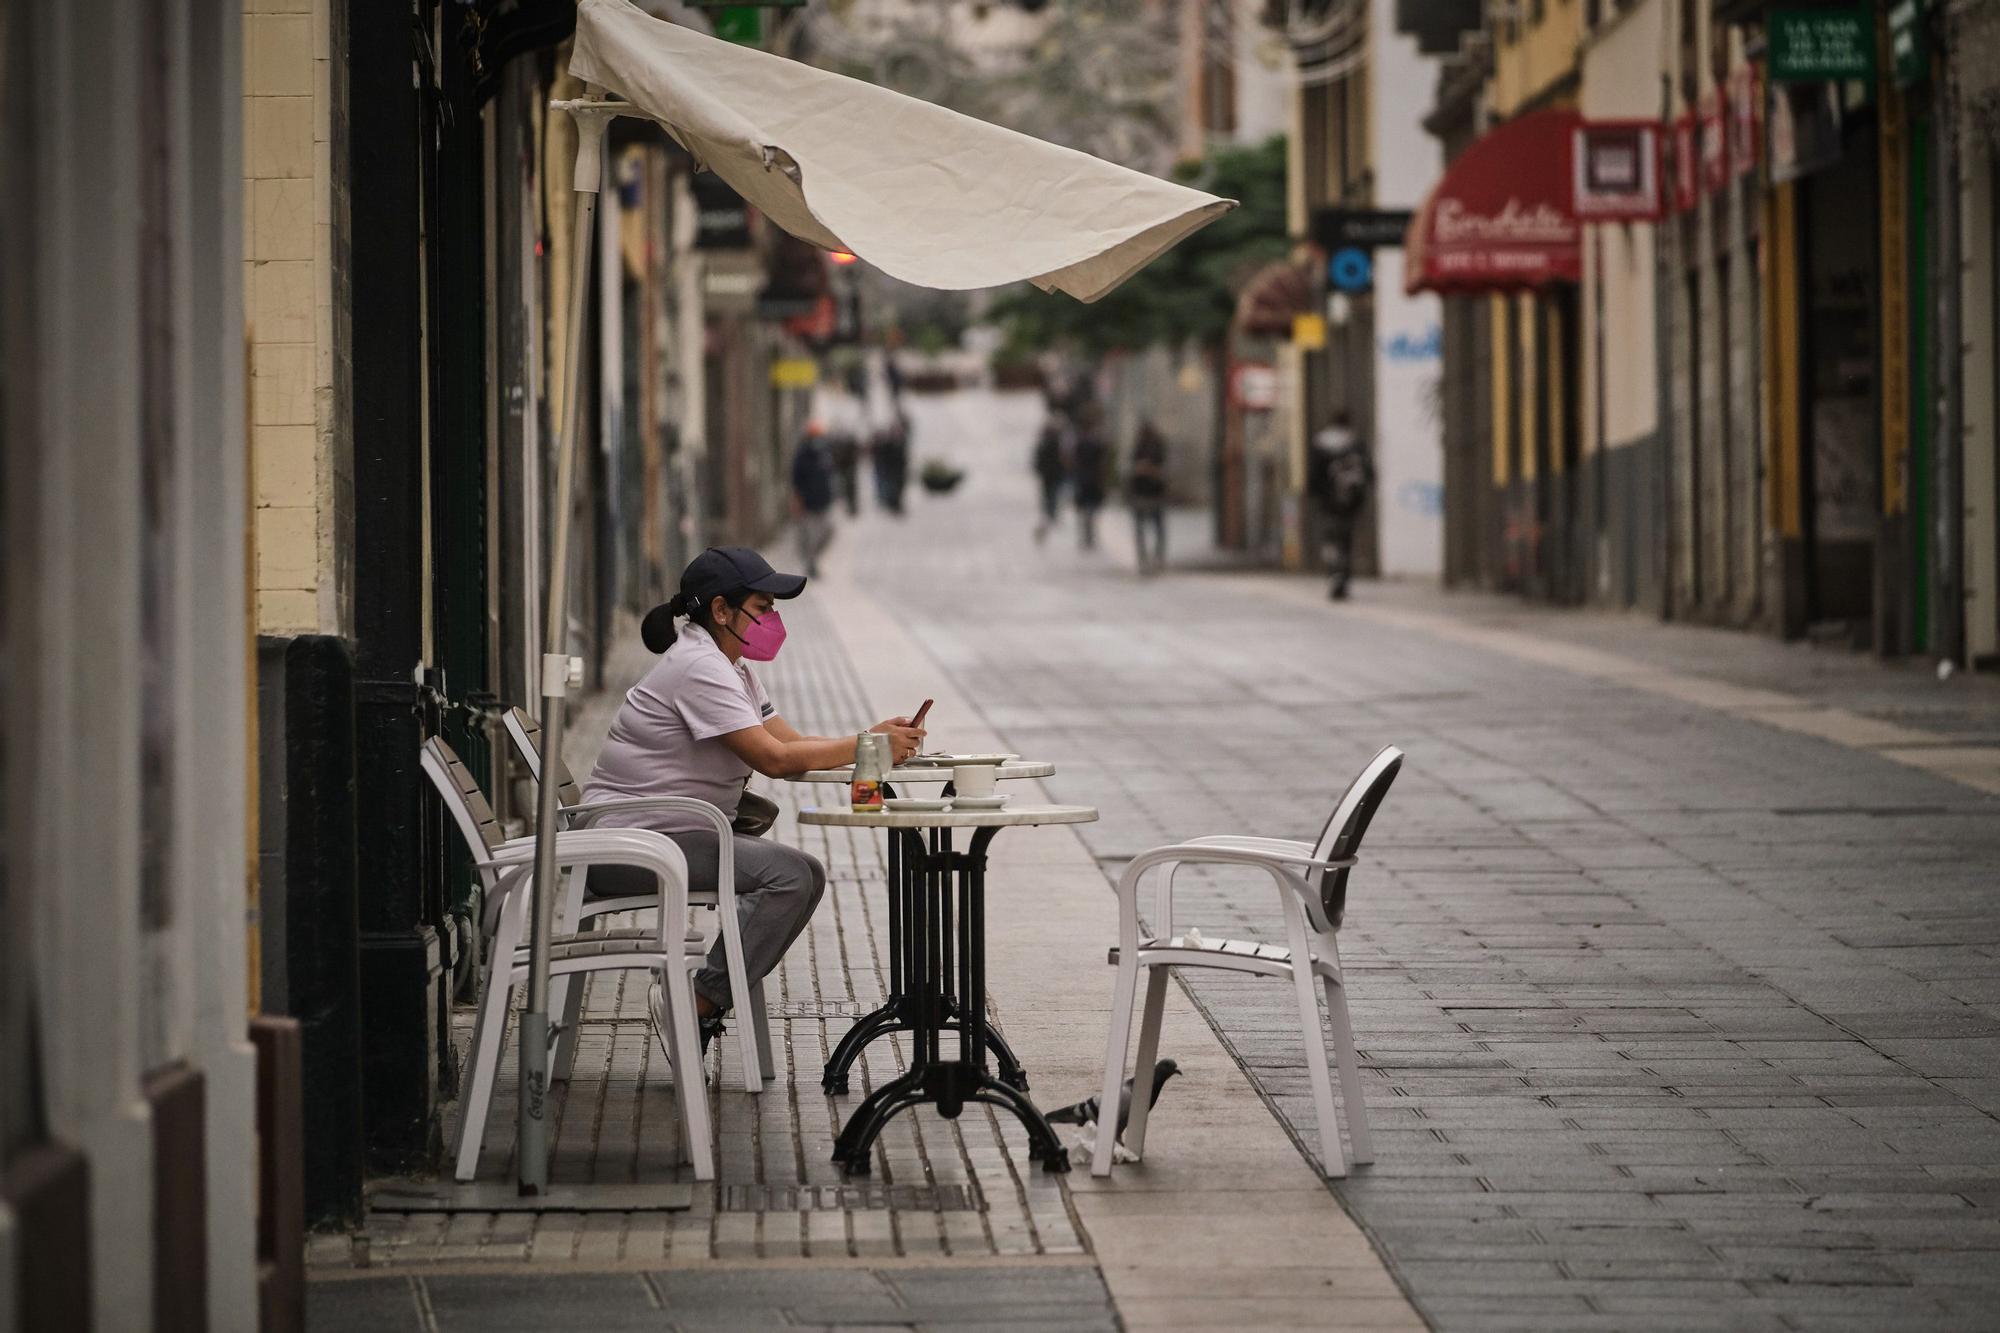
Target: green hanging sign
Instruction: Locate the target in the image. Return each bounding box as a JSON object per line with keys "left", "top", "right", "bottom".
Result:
{"left": 1770, "top": 7, "right": 1875, "bottom": 84}
{"left": 687, "top": 0, "right": 808, "bottom": 46}
{"left": 1889, "top": 0, "right": 1928, "bottom": 86}
{"left": 711, "top": 7, "right": 762, "bottom": 44}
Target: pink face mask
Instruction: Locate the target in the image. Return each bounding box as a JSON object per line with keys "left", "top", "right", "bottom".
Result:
{"left": 732, "top": 608, "right": 787, "bottom": 661}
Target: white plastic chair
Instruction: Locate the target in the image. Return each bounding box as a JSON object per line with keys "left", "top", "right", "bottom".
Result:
{"left": 1094, "top": 745, "right": 1404, "bottom": 1179}
{"left": 500, "top": 708, "right": 774, "bottom": 1093}
{"left": 420, "top": 738, "right": 715, "bottom": 1181}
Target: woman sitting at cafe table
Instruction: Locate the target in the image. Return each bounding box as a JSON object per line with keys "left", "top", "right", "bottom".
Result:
{"left": 583, "top": 545, "right": 926, "bottom": 1061}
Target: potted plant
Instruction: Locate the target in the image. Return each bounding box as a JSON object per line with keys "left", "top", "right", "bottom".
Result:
{"left": 918, "top": 458, "right": 965, "bottom": 494}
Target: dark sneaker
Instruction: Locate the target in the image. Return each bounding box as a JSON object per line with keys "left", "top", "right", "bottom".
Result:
{"left": 649, "top": 979, "right": 729, "bottom": 1069}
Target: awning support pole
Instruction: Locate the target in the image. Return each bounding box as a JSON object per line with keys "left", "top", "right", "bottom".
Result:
{"left": 521, "top": 92, "right": 621, "bottom": 1196}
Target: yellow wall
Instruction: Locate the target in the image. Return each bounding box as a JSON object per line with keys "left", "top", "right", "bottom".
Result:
{"left": 1547, "top": 303, "right": 1565, "bottom": 475}
{"left": 1492, "top": 294, "right": 1512, "bottom": 486}
{"left": 1518, "top": 294, "right": 1538, "bottom": 482}
{"left": 244, "top": 0, "right": 338, "bottom": 636}
{"left": 1492, "top": 0, "right": 1584, "bottom": 117}
{"left": 1482, "top": 0, "right": 1585, "bottom": 498}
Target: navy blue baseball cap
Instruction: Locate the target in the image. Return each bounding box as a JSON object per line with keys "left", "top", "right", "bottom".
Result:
{"left": 680, "top": 546, "right": 808, "bottom": 606}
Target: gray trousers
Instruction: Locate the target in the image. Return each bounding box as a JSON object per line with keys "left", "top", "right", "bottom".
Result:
{"left": 590, "top": 830, "right": 826, "bottom": 1011}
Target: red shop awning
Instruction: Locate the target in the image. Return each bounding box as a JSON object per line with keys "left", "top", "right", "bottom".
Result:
{"left": 1232, "top": 259, "right": 1316, "bottom": 337}
{"left": 1405, "top": 107, "right": 1581, "bottom": 295}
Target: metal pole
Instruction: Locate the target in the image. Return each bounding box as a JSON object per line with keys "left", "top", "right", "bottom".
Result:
{"left": 521, "top": 94, "right": 618, "bottom": 1195}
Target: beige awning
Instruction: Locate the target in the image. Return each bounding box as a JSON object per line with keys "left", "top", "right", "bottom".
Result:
{"left": 569, "top": 0, "right": 1235, "bottom": 303}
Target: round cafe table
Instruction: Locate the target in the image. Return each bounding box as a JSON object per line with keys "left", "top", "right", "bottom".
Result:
{"left": 797, "top": 803, "right": 1098, "bottom": 1175}
{"left": 794, "top": 760, "right": 1056, "bottom": 784}
{"left": 788, "top": 761, "right": 1052, "bottom": 1096}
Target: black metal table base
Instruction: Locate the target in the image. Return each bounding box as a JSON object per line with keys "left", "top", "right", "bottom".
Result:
{"left": 821, "top": 1000, "right": 1028, "bottom": 1095}
{"left": 826, "top": 823, "right": 1068, "bottom": 1175}
{"left": 832, "top": 1062, "right": 1068, "bottom": 1175}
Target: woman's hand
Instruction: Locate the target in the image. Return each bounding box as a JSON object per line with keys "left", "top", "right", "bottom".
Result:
{"left": 870, "top": 717, "right": 926, "bottom": 764}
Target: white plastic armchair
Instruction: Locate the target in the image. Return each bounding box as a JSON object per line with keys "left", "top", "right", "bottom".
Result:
{"left": 1093, "top": 746, "right": 1404, "bottom": 1179}
{"left": 500, "top": 707, "right": 774, "bottom": 1092}
{"left": 419, "top": 741, "right": 715, "bottom": 1181}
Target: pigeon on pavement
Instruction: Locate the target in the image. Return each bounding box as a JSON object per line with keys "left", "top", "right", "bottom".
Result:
{"left": 1046, "top": 1059, "right": 1181, "bottom": 1139}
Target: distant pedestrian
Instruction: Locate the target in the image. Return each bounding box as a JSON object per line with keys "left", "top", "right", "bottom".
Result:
{"left": 1070, "top": 416, "right": 1109, "bottom": 552}
{"left": 1032, "top": 419, "right": 1068, "bottom": 543}
{"left": 1126, "top": 420, "right": 1168, "bottom": 574}
{"left": 791, "top": 422, "right": 837, "bottom": 577}
{"left": 1309, "top": 413, "right": 1374, "bottom": 600}
{"left": 872, "top": 413, "right": 911, "bottom": 516}
{"left": 829, "top": 430, "right": 861, "bottom": 515}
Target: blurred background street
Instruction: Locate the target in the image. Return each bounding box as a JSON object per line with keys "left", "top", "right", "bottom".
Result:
{"left": 319, "top": 382, "right": 2000, "bottom": 1329}
{"left": 857, "top": 385, "right": 2000, "bottom": 1329}
{"left": 11, "top": 0, "right": 2000, "bottom": 1329}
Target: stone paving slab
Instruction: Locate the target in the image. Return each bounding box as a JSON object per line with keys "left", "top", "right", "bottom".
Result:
{"left": 853, "top": 387, "right": 2000, "bottom": 1331}
{"left": 1343, "top": 578, "right": 2000, "bottom": 746}
{"left": 307, "top": 1262, "right": 1119, "bottom": 1332}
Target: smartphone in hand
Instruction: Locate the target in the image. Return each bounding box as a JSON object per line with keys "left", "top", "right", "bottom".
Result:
{"left": 911, "top": 698, "right": 933, "bottom": 728}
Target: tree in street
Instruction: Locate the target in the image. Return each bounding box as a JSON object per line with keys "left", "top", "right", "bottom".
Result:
{"left": 986, "top": 133, "right": 1290, "bottom": 362}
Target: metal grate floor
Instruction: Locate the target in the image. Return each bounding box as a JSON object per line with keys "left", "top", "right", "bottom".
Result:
{"left": 720, "top": 1184, "right": 981, "bottom": 1213}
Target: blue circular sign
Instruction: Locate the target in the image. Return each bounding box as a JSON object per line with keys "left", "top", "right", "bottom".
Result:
{"left": 1328, "top": 246, "right": 1373, "bottom": 293}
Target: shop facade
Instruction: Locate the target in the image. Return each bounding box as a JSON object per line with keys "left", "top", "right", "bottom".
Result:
{"left": 1402, "top": 0, "right": 1998, "bottom": 666}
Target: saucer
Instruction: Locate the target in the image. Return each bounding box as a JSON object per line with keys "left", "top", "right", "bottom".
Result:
{"left": 906, "top": 752, "right": 1019, "bottom": 767}
{"left": 883, "top": 797, "right": 951, "bottom": 812}
{"left": 948, "top": 794, "right": 1010, "bottom": 811}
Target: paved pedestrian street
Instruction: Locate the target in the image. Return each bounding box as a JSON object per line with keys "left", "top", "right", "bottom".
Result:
{"left": 310, "top": 541, "right": 1410, "bottom": 1331}
{"left": 308, "top": 626, "right": 1120, "bottom": 1330}
{"left": 830, "top": 388, "right": 2000, "bottom": 1330}
{"left": 310, "top": 389, "right": 2000, "bottom": 1332}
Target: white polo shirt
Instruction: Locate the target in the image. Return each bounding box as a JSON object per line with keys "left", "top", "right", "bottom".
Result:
{"left": 583, "top": 623, "right": 776, "bottom": 834}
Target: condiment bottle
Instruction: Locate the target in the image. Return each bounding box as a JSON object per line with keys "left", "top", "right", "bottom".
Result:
{"left": 851, "top": 732, "right": 888, "bottom": 812}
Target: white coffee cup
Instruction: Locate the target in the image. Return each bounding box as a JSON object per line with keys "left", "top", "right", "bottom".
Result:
{"left": 952, "top": 763, "right": 997, "bottom": 798}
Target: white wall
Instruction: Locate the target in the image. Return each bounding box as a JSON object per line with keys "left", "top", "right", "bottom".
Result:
{"left": 33, "top": 8, "right": 155, "bottom": 1323}
{"left": 1370, "top": 0, "right": 1445, "bottom": 577}
{"left": 1580, "top": 0, "right": 1662, "bottom": 455}
{"left": 14, "top": 3, "right": 258, "bottom": 1327}
{"left": 197, "top": 5, "right": 260, "bottom": 1327}
{"left": 1233, "top": 0, "right": 1291, "bottom": 145}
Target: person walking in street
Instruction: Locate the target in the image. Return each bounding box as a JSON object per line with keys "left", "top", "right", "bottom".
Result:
{"left": 791, "top": 422, "right": 837, "bottom": 577}
{"left": 1032, "top": 417, "right": 1068, "bottom": 543}
{"left": 872, "top": 411, "right": 911, "bottom": 515}
{"left": 1309, "top": 412, "right": 1375, "bottom": 600}
{"left": 583, "top": 546, "right": 925, "bottom": 1062}
{"left": 1071, "top": 410, "right": 1109, "bottom": 551}
{"left": 829, "top": 429, "right": 861, "bottom": 516}
{"left": 1126, "top": 420, "right": 1169, "bottom": 574}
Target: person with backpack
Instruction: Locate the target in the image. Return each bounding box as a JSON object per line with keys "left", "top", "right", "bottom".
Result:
{"left": 790, "top": 422, "right": 837, "bottom": 576}
{"left": 1309, "top": 412, "right": 1375, "bottom": 600}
